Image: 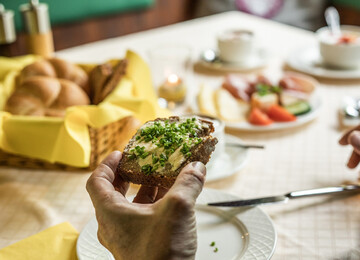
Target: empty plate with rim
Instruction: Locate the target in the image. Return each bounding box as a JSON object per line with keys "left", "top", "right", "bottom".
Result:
{"left": 287, "top": 45, "right": 360, "bottom": 79}
{"left": 77, "top": 188, "right": 277, "bottom": 260}
{"left": 199, "top": 49, "right": 270, "bottom": 72}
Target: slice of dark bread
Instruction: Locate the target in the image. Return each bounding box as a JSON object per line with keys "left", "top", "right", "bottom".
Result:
{"left": 116, "top": 116, "right": 218, "bottom": 188}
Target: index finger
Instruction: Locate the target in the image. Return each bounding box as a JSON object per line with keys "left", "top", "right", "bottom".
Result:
{"left": 339, "top": 125, "right": 360, "bottom": 145}
{"left": 86, "top": 151, "right": 129, "bottom": 208}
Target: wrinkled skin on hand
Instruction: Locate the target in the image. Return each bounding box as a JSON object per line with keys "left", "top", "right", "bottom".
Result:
{"left": 339, "top": 125, "right": 360, "bottom": 169}
{"left": 86, "top": 151, "right": 206, "bottom": 260}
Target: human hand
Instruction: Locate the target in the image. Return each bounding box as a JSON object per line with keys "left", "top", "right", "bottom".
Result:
{"left": 86, "top": 151, "right": 206, "bottom": 260}
{"left": 339, "top": 125, "right": 360, "bottom": 169}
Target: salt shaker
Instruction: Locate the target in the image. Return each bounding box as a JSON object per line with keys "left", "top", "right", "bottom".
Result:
{"left": 20, "top": 0, "right": 54, "bottom": 57}
{"left": 0, "top": 4, "right": 17, "bottom": 57}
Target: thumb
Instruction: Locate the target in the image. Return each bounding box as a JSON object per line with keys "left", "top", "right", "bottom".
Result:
{"left": 166, "top": 162, "right": 206, "bottom": 206}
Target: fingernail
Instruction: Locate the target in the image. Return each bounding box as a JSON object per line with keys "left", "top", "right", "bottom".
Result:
{"left": 191, "top": 161, "right": 206, "bottom": 175}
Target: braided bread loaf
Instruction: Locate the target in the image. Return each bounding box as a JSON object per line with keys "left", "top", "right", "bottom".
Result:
{"left": 18, "top": 58, "right": 89, "bottom": 95}
{"left": 5, "top": 76, "right": 90, "bottom": 117}
{"left": 5, "top": 58, "right": 90, "bottom": 117}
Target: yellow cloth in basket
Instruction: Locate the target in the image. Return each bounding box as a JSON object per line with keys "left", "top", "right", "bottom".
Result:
{"left": 0, "top": 222, "right": 78, "bottom": 260}
{"left": 0, "top": 50, "right": 170, "bottom": 167}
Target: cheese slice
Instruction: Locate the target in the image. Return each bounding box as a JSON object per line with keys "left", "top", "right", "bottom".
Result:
{"left": 197, "top": 84, "right": 217, "bottom": 117}
{"left": 215, "top": 88, "right": 248, "bottom": 122}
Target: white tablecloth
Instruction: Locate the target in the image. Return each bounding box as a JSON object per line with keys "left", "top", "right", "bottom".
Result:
{"left": 1, "top": 11, "right": 360, "bottom": 260}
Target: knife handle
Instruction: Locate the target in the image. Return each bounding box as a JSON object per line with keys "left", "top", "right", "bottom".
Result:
{"left": 286, "top": 185, "right": 360, "bottom": 199}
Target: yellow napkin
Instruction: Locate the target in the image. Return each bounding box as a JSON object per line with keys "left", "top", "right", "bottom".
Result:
{"left": 0, "top": 222, "right": 78, "bottom": 260}
{"left": 0, "top": 50, "right": 171, "bottom": 167}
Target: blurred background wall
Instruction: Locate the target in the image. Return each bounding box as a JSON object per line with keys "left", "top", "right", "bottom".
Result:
{"left": 1, "top": 0, "right": 360, "bottom": 55}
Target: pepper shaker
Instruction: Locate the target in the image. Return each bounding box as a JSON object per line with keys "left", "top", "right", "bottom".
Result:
{"left": 20, "top": 0, "right": 54, "bottom": 57}
{"left": 0, "top": 4, "right": 17, "bottom": 57}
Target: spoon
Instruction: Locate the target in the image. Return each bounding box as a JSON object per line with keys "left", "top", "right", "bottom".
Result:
{"left": 344, "top": 97, "right": 360, "bottom": 118}
{"left": 325, "top": 7, "right": 341, "bottom": 38}
{"left": 345, "top": 105, "right": 359, "bottom": 118}
{"left": 201, "top": 49, "right": 220, "bottom": 63}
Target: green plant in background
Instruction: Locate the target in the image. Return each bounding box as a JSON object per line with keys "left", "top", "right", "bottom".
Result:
{"left": 331, "top": 0, "right": 360, "bottom": 10}
{"left": 1, "top": 0, "right": 154, "bottom": 31}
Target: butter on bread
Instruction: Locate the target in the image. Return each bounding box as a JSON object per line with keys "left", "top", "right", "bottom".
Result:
{"left": 117, "top": 116, "right": 218, "bottom": 188}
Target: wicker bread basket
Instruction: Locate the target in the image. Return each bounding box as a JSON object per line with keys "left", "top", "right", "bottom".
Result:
{"left": 0, "top": 51, "right": 162, "bottom": 171}
{"left": 0, "top": 116, "right": 138, "bottom": 171}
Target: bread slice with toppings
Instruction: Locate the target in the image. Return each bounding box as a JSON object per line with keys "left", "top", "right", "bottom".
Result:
{"left": 116, "top": 116, "right": 218, "bottom": 188}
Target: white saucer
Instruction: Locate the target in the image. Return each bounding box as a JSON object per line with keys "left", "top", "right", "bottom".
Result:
{"left": 199, "top": 49, "right": 269, "bottom": 72}
{"left": 287, "top": 45, "right": 360, "bottom": 79}
{"left": 77, "top": 189, "right": 277, "bottom": 260}
{"left": 206, "top": 134, "right": 249, "bottom": 182}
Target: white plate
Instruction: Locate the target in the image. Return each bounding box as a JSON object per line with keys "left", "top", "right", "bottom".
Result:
{"left": 225, "top": 93, "right": 322, "bottom": 131}
{"left": 199, "top": 49, "right": 269, "bottom": 72}
{"left": 287, "top": 45, "right": 360, "bottom": 79}
{"left": 77, "top": 189, "right": 277, "bottom": 260}
{"left": 206, "top": 134, "right": 249, "bottom": 182}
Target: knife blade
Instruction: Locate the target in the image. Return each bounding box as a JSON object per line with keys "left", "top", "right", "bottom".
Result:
{"left": 207, "top": 184, "right": 360, "bottom": 207}
{"left": 226, "top": 143, "right": 265, "bottom": 149}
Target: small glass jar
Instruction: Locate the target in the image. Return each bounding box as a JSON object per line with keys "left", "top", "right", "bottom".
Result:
{"left": 20, "top": 0, "right": 54, "bottom": 57}
{"left": 148, "top": 45, "right": 191, "bottom": 109}
{"left": 0, "top": 4, "right": 17, "bottom": 57}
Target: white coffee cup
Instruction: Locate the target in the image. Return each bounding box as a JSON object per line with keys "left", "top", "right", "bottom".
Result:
{"left": 217, "top": 29, "right": 255, "bottom": 64}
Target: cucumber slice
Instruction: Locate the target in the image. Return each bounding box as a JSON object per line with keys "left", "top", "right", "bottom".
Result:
{"left": 284, "top": 101, "right": 311, "bottom": 116}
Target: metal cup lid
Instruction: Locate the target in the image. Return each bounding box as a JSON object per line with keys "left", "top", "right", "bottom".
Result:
{"left": 0, "top": 4, "right": 16, "bottom": 44}
{"left": 20, "top": 0, "right": 51, "bottom": 34}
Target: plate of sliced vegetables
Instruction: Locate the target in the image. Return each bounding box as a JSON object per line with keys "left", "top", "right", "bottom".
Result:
{"left": 195, "top": 72, "right": 322, "bottom": 131}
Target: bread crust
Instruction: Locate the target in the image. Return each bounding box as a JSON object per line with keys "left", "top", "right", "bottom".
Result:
{"left": 100, "top": 60, "right": 127, "bottom": 103}
{"left": 117, "top": 116, "right": 217, "bottom": 188}
{"left": 89, "top": 63, "right": 113, "bottom": 104}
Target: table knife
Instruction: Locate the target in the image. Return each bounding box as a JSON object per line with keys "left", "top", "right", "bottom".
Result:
{"left": 226, "top": 143, "right": 265, "bottom": 149}
{"left": 207, "top": 185, "right": 360, "bottom": 207}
